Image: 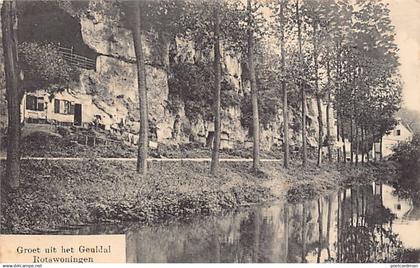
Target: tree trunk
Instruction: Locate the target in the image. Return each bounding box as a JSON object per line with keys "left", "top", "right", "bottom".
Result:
{"left": 336, "top": 109, "right": 341, "bottom": 163}
{"left": 326, "top": 195, "right": 332, "bottom": 259}
{"left": 284, "top": 203, "right": 289, "bottom": 261}
{"left": 296, "top": 0, "right": 307, "bottom": 167}
{"left": 317, "top": 198, "right": 323, "bottom": 263}
{"left": 132, "top": 1, "right": 149, "bottom": 175}
{"left": 355, "top": 124, "right": 359, "bottom": 166}
{"left": 280, "top": 0, "right": 289, "bottom": 169}
{"left": 361, "top": 125, "right": 365, "bottom": 164}
{"left": 248, "top": 0, "right": 260, "bottom": 171}
{"left": 337, "top": 191, "right": 341, "bottom": 262}
{"left": 2, "top": 0, "right": 20, "bottom": 190}
{"left": 253, "top": 212, "right": 261, "bottom": 262}
{"left": 316, "top": 97, "right": 323, "bottom": 166}
{"left": 341, "top": 190, "right": 347, "bottom": 261}
{"left": 341, "top": 111, "right": 346, "bottom": 164}
{"left": 313, "top": 19, "right": 323, "bottom": 167}
{"left": 379, "top": 135, "right": 383, "bottom": 161}
{"left": 326, "top": 59, "right": 332, "bottom": 163}
{"left": 210, "top": 1, "right": 221, "bottom": 176}
{"left": 301, "top": 203, "right": 307, "bottom": 262}
{"left": 350, "top": 114, "right": 353, "bottom": 164}
{"left": 366, "top": 127, "right": 370, "bottom": 162}
{"left": 335, "top": 43, "right": 342, "bottom": 163}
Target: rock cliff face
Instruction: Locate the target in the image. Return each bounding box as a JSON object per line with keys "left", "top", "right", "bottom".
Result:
{"left": 0, "top": 1, "right": 337, "bottom": 152}
{"left": 75, "top": 0, "right": 251, "bottom": 147}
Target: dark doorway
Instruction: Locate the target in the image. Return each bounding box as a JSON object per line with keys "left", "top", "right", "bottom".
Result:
{"left": 74, "top": 104, "right": 82, "bottom": 126}
{"left": 206, "top": 131, "right": 215, "bottom": 148}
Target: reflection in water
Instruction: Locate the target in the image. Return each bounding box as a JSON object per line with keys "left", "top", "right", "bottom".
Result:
{"left": 67, "top": 184, "right": 419, "bottom": 263}
{"left": 336, "top": 183, "right": 402, "bottom": 262}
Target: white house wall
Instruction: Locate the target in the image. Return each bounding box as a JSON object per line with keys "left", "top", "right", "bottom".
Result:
{"left": 382, "top": 122, "right": 413, "bottom": 157}
{"left": 22, "top": 90, "right": 113, "bottom": 127}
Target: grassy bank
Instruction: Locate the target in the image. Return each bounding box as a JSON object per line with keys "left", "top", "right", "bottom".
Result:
{"left": 0, "top": 158, "right": 394, "bottom": 234}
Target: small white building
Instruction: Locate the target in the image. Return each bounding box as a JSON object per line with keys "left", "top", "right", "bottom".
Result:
{"left": 373, "top": 119, "right": 413, "bottom": 159}
{"left": 22, "top": 90, "right": 83, "bottom": 126}
{"left": 21, "top": 89, "right": 121, "bottom": 130}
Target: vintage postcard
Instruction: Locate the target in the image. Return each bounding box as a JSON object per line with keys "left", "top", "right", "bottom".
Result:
{"left": 0, "top": 0, "right": 419, "bottom": 265}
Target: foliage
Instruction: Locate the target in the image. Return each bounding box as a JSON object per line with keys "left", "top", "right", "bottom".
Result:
{"left": 168, "top": 61, "right": 241, "bottom": 121}
{"left": 0, "top": 160, "right": 274, "bottom": 233}
{"left": 18, "top": 42, "right": 80, "bottom": 92}
{"left": 391, "top": 249, "right": 420, "bottom": 263}
{"left": 221, "top": 80, "right": 241, "bottom": 108}
{"left": 174, "top": 0, "right": 266, "bottom": 56}
{"left": 286, "top": 182, "right": 318, "bottom": 202}
{"left": 240, "top": 92, "right": 279, "bottom": 131}
{"left": 268, "top": 0, "right": 402, "bottom": 153}
{"left": 168, "top": 61, "right": 214, "bottom": 121}
{"left": 390, "top": 134, "right": 420, "bottom": 201}
{"left": 338, "top": 222, "right": 403, "bottom": 263}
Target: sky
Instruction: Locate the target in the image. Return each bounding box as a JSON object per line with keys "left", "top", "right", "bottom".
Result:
{"left": 387, "top": 0, "right": 420, "bottom": 112}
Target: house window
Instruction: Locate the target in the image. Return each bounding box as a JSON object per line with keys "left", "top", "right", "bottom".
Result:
{"left": 54, "top": 99, "right": 75, "bottom": 115}
{"left": 64, "top": 101, "right": 74, "bottom": 115}
{"left": 26, "top": 95, "right": 37, "bottom": 110}
{"left": 54, "top": 99, "right": 60, "bottom": 113}
{"left": 26, "top": 95, "right": 44, "bottom": 111}
{"left": 37, "top": 97, "right": 44, "bottom": 111}
{"left": 396, "top": 129, "right": 401, "bottom": 136}
{"left": 69, "top": 102, "right": 75, "bottom": 114}
{"left": 63, "top": 101, "right": 70, "bottom": 114}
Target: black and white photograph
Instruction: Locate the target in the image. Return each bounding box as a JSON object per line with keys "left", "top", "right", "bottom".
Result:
{"left": 0, "top": 0, "right": 419, "bottom": 264}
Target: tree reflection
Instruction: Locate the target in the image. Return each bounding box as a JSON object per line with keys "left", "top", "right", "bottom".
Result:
{"left": 76, "top": 182, "right": 415, "bottom": 263}
{"left": 335, "top": 183, "right": 404, "bottom": 263}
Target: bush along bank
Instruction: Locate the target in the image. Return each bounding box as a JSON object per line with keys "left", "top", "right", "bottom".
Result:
{"left": 0, "top": 159, "right": 395, "bottom": 233}
{"left": 285, "top": 160, "right": 398, "bottom": 203}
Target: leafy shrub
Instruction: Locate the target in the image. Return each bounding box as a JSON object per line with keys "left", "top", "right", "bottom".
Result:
{"left": 390, "top": 133, "right": 420, "bottom": 202}
{"left": 240, "top": 92, "right": 279, "bottom": 132}
{"left": 221, "top": 80, "right": 241, "bottom": 108}
{"left": 168, "top": 61, "right": 241, "bottom": 121}
{"left": 18, "top": 42, "right": 80, "bottom": 92}
{"left": 168, "top": 61, "right": 214, "bottom": 121}
{"left": 286, "top": 183, "right": 317, "bottom": 203}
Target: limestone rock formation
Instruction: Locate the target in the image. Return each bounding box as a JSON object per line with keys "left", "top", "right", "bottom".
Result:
{"left": 0, "top": 0, "right": 337, "bottom": 153}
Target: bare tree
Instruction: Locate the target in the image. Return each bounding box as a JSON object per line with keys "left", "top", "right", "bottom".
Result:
{"left": 132, "top": 1, "right": 149, "bottom": 175}
{"left": 210, "top": 0, "right": 222, "bottom": 176}
{"left": 2, "top": 0, "right": 20, "bottom": 189}
{"left": 296, "top": 0, "right": 307, "bottom": 167}
{"left": 279, "top": 0, "right": 289, "bottom": 169}
{"left": 247, "top": 0, "right": 260, "bottom": 171}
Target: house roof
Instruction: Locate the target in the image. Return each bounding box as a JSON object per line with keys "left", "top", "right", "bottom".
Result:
{"left": 400, "top": 120, "right": 414, "bottom": 134}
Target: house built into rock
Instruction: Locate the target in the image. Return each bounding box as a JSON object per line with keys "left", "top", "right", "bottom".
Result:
{"left": 22, "top": 91, "right": 83, "bottom": 126}
{"left": 1, "top": 0, "right": 339, "bottom": 152}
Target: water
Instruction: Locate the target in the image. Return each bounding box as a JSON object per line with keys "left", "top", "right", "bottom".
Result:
{"left": 66, "top": 183, "right": 420, "bottom": 263}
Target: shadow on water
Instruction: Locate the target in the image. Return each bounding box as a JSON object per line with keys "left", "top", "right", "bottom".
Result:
{"left": 65, "top": 183, "right": 420, "bottom": 263}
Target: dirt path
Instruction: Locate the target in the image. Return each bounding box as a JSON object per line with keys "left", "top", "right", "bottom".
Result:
{"left": 0, "top": 156, "right": 282, "bottom": 162}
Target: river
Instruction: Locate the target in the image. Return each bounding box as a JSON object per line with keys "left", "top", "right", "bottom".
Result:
{"left": 64, "top": 183, "right": 420, "bottom": 263}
